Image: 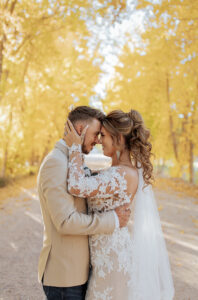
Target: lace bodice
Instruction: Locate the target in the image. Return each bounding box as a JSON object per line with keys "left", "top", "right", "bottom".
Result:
{"left": 67, "top": 144, "right": 134, "bottom": 300}
{"left": 66, "top": 144, "right": 174, "bottom": 300}
{"left": 87, "top": 167, "right": 132, "bottom": 213}
{"left": 67, "top": 144, "right": 132, "bottom": 212}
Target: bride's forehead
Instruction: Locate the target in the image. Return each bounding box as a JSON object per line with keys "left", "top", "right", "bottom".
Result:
{"left": 101, "top": 126, "right": 108, "bottom": 134}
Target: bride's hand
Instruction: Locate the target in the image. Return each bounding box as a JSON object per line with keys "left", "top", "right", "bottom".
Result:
{"left": 63, "top": 119, "right": 89, "bottom": 147}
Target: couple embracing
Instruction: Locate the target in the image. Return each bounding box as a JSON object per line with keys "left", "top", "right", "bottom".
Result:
{"left": 37, "top": 106, "right": 174, "bottom": 300}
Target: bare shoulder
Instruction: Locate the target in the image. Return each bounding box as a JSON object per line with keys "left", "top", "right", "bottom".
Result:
{"left": 125, "top": 167, "right": 138, "bottom": 182}
{"left": 119, "top": 165, "right": 138, "bottom": 194}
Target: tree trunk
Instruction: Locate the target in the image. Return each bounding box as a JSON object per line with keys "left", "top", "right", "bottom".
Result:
{"left": 1, "top": 143, "right": 8, "bottom": 177}
{"left": 1, "top": 110, "right": 13, "bottom": 177}
{"left": 0, "top": 0, "right": 17, "bottom": 85}
{"left": 166, "top": 73, "right": 179, "bottom": 161}
{"left": 10, "top": 0, "right": 18, "bottom": 14}
{"left": 0, "top": 39, "right": 4, "bottom": 85}
{"left": 189, "top": 141, "right": 194, "bottom": 184}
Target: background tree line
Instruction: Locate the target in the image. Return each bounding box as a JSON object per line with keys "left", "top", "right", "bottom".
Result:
{"left": 0, "top": 0, "right": 197, "bottom": 184}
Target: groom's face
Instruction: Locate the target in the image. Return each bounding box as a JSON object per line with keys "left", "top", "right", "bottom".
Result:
{"left": 82, "top": 118, "right": 101, "bottom": 154}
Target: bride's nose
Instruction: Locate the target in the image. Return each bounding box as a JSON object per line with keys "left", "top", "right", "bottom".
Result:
{"left": 97, "top": 134, "right": 102, "bottom": 144}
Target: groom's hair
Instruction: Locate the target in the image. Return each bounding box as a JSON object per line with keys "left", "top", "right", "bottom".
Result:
{"left": 68, "top": 106, "right": 105, "bottom": 124}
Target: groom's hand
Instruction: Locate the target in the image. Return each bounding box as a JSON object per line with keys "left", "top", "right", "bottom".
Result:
{"left": 115, "top": 204, "right": 131, "bottom": 228}
{"left": 64, "top": 119, "right": 88, "bottom": 147}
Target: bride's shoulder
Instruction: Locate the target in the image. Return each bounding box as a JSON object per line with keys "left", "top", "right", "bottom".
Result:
{"left": 99, "top": 166, "right": 124, "bottom": 177}
{"left": 118, "top": 165, "right": 138, "bottom": 184}
{"left": 100, "top": 165, "right": 138, "bottom": 179}
{"left": 106, "top": 165, "right": 138, "bottom": 180}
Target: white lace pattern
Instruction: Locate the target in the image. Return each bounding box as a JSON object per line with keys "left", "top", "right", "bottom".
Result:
{"left": 67, "top": 145, "right": 133, "bottom": 299}
{"left": 67, "top": 145, "right": 174, "bottom": 300}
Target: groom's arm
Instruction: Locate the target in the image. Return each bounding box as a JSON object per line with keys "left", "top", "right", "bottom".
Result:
{"left": 39, "top": 156, "right": 116, "bottom": 236}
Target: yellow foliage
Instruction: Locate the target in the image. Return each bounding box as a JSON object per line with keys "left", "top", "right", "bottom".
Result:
{"left": 0, "top": 0, "right": 197, "bottom": 185}
{"left": 104, "top": 0, "right": 198, "bottom": 183}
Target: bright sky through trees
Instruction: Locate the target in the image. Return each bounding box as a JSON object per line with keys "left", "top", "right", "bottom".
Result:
{"left": 0, "top": 0, "right": 197, "bottom": 184}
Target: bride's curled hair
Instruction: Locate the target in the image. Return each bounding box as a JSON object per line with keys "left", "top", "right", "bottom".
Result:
{"left": 103, "top": 109, "right": 154, "bottom": 185}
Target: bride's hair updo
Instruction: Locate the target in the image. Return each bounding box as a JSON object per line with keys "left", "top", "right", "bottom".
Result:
{"left": 102, "top": 109, "right": 154, "bottom": 185}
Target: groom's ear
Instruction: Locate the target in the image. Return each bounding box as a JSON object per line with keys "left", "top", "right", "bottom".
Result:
{"left": 79, "top": 126, "right": 83, "bottom": 135}
{"left": 75, "top": 123, "right": 83, "bottom": 135}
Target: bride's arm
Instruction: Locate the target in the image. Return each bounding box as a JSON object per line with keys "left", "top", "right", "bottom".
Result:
{"left": 67, "top": 143, "right": 125, "bottom": 198}
{"left": 63, "top": 119, "right": 127, "bottom": 199}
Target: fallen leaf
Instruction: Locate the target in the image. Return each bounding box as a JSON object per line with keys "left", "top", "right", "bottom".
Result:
{"left": 176, "top": 263, "right": 183, "bottom": 267}
{"left": 22, "top": 198, "right": 31, "bottom": 202}
{"left": 192, "top": 219, "right": 198, "bottom": 227}
{"left": 179, "top": 230, "right": 185, "bottom": 234}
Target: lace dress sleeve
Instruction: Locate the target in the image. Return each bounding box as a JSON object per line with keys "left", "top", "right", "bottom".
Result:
{"left": 67, "top": 144, "right": 128, "bottom": 199}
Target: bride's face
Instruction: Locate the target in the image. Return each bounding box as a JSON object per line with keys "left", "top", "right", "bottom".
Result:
{"left": 100, "top": 126, "right": 116, "bottom": 157}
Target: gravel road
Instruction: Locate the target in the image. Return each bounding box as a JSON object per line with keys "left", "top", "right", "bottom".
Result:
{"left": 0, "top": 185, "right": 198, "bottom": 300}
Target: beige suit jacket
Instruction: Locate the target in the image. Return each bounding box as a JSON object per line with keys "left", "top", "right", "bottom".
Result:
{"left": 37, "top": 140, "right": 116, "bottom": 287}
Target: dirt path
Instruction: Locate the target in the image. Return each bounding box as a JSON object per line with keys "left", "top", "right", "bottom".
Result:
{"left": 0, "top": 186, "right": 198, "bottom": 300}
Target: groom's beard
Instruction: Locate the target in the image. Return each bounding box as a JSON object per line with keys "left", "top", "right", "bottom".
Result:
{"left": 82, "top": 143, "right": 96, "bottom": 154}
{"left": 82, "top": 143, "right": 89, "bottom": 154}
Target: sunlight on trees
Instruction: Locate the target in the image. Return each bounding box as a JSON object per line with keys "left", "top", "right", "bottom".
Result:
{"left": 0, "top": 0, "right": 197, "bottom": 184}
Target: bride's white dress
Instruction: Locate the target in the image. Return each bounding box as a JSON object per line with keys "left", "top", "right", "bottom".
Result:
{"left": 67, "top": 144, "right": 175, "bottom": 300}
{"left": 86, "top": 167, "right": 134, "bottom": 300}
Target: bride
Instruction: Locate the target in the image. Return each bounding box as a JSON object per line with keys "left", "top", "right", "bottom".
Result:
{"left": 64, "top": 109, "right": 174, "bottom": 300}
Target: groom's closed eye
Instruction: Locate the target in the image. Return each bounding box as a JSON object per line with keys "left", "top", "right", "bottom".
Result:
{"left": 95, "top": 131, "right": 100, "bottom": 138}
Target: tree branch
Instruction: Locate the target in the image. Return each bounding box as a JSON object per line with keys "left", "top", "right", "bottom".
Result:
{"left": 178, "top": 17, "right": 198, "bottom": 21}
{"left": 3, "top": 0, "right": 10, "bottom": 10}
{"left": 10, "top": 0, "right": 17, "bottom": 14}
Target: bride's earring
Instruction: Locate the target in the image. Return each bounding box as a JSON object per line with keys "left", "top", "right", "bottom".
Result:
{"left": 116, "top": 150, "right": 121, "bottom": 160}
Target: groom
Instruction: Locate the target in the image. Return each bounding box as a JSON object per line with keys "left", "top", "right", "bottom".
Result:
{"left": 37, "top": 106, "right": 131, "bottom": 300}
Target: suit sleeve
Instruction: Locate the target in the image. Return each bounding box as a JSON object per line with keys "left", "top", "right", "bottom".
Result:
{"left": 39, "top": 156, "right": 116, "bottom": 236}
